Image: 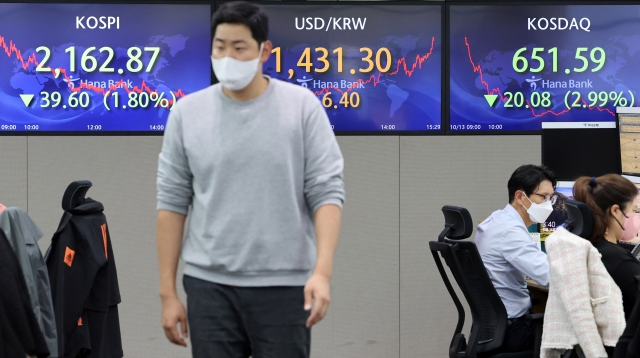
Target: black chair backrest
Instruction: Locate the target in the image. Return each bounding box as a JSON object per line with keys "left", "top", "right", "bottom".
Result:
{"left": 430, "top": 206, "right": 508, "bottom": 357}
{"left": 62, "top": 180, "right": 92, "bottom": 211}
{"left": 439, "top": 205, "right": 474, "bottom": 241}
{"left": 564, "top": 199, "right": 593, "bottom": 239}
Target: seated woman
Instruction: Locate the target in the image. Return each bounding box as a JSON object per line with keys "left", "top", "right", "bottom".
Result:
{"left": 574, "top": 174, "right": 640, "bottom": 321}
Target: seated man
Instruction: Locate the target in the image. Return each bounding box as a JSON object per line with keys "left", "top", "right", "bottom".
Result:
{"left": 474, "top": 164, "right": 555, "bottom": 353}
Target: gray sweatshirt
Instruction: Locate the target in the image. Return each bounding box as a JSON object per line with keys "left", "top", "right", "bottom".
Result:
{"left": 157, "top": 78, "right": 345, "bottom": 287}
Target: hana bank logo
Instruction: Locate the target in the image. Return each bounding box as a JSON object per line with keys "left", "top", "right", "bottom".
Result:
{"left": 297, "top": 75, "right": 313, "bottom": 88}
{"left": 63, "top": 75, "right": 81, "bottom": 91}
{"left": 526, "top": 76, "right": 542, "bottom": 92}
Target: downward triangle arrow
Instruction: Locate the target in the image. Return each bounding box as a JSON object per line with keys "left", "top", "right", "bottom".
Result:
{"left": 484, "top": 94, "right": 498, "bottom": 107}
{"left": 19, "top": 94, "right": 34, "bottom": 107}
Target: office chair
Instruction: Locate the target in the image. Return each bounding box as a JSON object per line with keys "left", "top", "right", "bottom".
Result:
{"left": 430, "top": 205, "right": 543, "bottom": 358}
{"left": 62, "top": 180, "right": 93, "bottom": 210}
{"left": 563, "top": 199, "right": 593, "bottom": 240}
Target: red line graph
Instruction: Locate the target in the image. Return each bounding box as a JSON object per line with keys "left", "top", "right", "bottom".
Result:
{"left": 0, "top": 35, "right": 186, "bottom": 103}
{"left": 464, "top": 37, "right": 615, "bottom": 117}
{"left": 312, "top": 37, "right": 436, "bottom": 96}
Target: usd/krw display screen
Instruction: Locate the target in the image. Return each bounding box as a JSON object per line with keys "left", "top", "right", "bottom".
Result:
{"left": 0, "top": 3, "right": 211, "bottom": 132}
{"left": 450, "top": 5, "right": 639, "bottom": 132}
{"left": 262, "top": 4, "right": 442, "bottom": 132}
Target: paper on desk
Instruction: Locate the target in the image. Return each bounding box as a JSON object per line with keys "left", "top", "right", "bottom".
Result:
{"left": 530, "top": 232, "right": 542, "bottom": 251}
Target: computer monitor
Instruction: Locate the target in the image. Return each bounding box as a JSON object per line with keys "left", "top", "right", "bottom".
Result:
{"left": 619, "top": 110, "right": 640, "bottom": 176}
{"left": 540, "top": 183, "right": 574, "bottom": 241}
{"left": 542, "top": 122, "right": 622, "bottom": 181}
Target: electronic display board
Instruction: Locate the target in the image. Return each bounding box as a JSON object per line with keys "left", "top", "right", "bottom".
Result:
{"left": 450, "top": 4, "right": 639, "bottom": 132}
{"left": 262, "top": 4, "right": 442, "bottom": 133}
{"left": 0, "top": 3, "right": 211, "bottom": 132}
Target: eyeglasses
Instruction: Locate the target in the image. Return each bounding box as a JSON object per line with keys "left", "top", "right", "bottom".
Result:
{"left": 532, "top": 193, "right": 557, "bottom": 205}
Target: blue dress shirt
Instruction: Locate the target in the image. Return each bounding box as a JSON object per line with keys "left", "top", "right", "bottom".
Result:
{"left": 474, "top": 204, "right": 550, "bottom": 318}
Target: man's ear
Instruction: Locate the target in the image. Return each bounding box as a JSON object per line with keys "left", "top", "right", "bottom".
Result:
{"left": 514, "top": 190, "right": 523, "bottom": 203}
{"left": 260, "top": 40, "right": 273, "bottom": 63}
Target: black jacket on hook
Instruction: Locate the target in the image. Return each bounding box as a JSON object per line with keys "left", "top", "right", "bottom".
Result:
{"left": 45, "top": 198, "right": 122, "bottom": 358}
{"left": 0, "top": 230, "right": 50, "bottom": 358}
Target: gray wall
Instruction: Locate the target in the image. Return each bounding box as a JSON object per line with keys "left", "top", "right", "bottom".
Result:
{"left": 0, "top": 135, "right": 539, "bottom": 357}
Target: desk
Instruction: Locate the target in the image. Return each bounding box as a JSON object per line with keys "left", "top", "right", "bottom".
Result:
{"left": 526, "top": 278, "right": 548, "bottom": 313}
{"left": 526, "top": 278, "right": 548, "bottom": 293}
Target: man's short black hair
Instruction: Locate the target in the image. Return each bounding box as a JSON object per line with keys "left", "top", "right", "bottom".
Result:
{"left": 507, "top": 164, "right": 557, "bottom": 203}
{"left": 212, "top": 1, "right": 269, "bottom": 45}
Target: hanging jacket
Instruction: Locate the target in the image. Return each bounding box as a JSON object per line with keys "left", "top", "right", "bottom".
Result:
{"left": 0, "top": 230, "right": 50, "bottom": 358}
{"left": 0, "top": 207, "right": 58, "bottom": 357}
{"left": 541, "top": 227, "right": 626, "bottom": 358}
{"left": 45, "top": 198, "right": 122, "bottom": 358}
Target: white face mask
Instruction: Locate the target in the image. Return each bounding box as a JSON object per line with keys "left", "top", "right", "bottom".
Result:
{"left": 211, "top": 43, "right": 263, "bottom": 91}
{"left": 522, "top": 194, "right": 553, "bottom": 223}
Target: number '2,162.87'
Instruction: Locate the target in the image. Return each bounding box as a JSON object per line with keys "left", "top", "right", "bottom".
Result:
{"left": 34, "top": 46, "right": 161, "bottom": 74}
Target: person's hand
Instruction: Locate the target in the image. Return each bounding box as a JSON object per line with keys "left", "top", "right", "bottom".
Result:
{"left": 161, "top": 295, "right": 188, "bottom": 346}
{"left": 304, "top": 273, "right": 331, "bottom": 328}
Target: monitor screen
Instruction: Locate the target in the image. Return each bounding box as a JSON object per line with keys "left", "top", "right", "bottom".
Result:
{"left": 541, "top": 124, "right": 621, "bottom": 181}
{"left": 541, "top": 185, "right": 574, "bottom": 241}
{"left": 620, "top": 113, "right": 640, "bottom": 176}
{"left": 0, "top": 3, "right": 211, "bottom": 133}
{"left": 261, "top": 4, "right": 442, "bottom": 133}
{"left": 449, "top": 5, "right": 639, "bottom": 132}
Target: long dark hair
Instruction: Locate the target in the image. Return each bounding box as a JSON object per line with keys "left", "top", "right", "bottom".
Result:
{"left": 573, "top": 174, "right": 638, "bottom": 243}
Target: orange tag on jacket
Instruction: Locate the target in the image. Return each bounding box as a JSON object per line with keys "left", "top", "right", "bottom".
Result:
{"left": 78, "top": 317, "right": 83, "bottom": 326}
{"left": 100, "top": 223, "right": 108, "bottom": 258}
{"left": 64, "top": 246, "right": 75, "bottom": 267}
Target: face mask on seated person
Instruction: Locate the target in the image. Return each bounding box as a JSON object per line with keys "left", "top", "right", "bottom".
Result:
{"left": 522, "top": 194, "right": 553, "bottom": 223}
{"left": 621, "top": 214, "right": 640, "bottom": 241}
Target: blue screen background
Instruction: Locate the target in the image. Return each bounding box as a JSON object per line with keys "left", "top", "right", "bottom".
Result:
{"left": 262, "top": 4, "right": 442, "bottom": 132}
{"left": 0, "top": 3, "right": 211, "bottom": 132}
{"left": 450, "top": 5, "right": 640, "bottom": 131}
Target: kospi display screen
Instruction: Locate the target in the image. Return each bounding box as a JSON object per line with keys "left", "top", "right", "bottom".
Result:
{"left": 0, "top": 3, "right": 211, "bottom": 133}
{"left": 449, "top": 4, "right": 640, "bottom": 132}
{"left": 261, "top": 4, "right": 442, "bottom": 133}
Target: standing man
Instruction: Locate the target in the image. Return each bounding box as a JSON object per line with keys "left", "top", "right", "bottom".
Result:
{"left": 474, "top": 164, "right": 555, "bottom": 353}
{"left": 155, "top": 2, "right": 345, "bottom": 357}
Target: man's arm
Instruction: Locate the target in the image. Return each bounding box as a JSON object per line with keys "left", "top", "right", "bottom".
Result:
{"left": 304, "top": 204, "right": 342, "bottom": 327}
{"left": 157, "top": 210, "right": 188, "bottom": 346}
{"left": 156, "top": 104, "right": 192, "bottom": 346}
{"left": 300, "top": 93, "right": 345, "bottom": 327}
{"left": 157, "top": 210, "right": 186, "bottom": 299}
{"left": 503, "top": 227, "right": 550, "bottom": 287}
